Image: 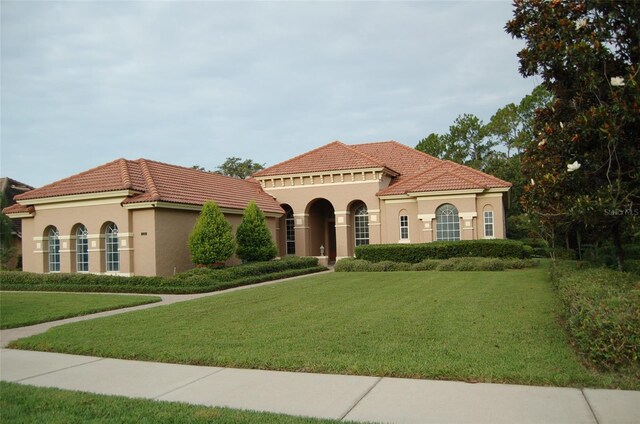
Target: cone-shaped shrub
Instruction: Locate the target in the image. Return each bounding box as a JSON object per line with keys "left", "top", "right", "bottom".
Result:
{"left": 188, "top": 201, "right": 236, "bottom": 266}
{"left": 236, "top": 201, "right": 278, "bottom": 262}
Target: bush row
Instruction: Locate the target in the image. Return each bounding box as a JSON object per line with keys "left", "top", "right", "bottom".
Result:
{"left": 0, "top": 257, "right": 324, "bottom": 294}
{"left": 354, "top": 240, "right": 528, "bottom": 263}
{"left": 551, "top": 262, "right": 640, "bottom": 371}
{"left": 335, "top": 257, "right": 538, "bottom": 272}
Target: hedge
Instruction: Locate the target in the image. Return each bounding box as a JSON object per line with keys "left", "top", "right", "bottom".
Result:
{"left": 335, "top": 257, "right": 538, "bottom": 272}
{"left": 355, "top": 240, "right": 528, "bottom": 263}
{"left": 0, "top": 257, "right": 325, "bottom": 294}
{"left": 551, "top": 262, "right": 640, "bottom": 371}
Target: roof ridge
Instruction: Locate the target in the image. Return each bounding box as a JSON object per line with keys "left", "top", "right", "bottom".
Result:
{"left": 353, "top": 140, "right": 443, "bottom": 163}
{"left": 118, "top": 158, "right": 133, "bottom": 189}
{"left": 254, "top": 141, "right": 347, "bottom": 176}
{"left": 137, "top": 159, "right": 161, "bottom": 201}
{"left": 438, "top": 161, "right": 491, "bottom": 188}
{"left": 395, "top": 161, "right": 449, "bottom": 192}
{"left": 450, "top": 161, "right": 512, "bottom": 186}
{"left": 341, "top": 142, "right": 389, "bottom": 169}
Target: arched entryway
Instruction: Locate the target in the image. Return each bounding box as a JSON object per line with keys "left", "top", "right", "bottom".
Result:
{"left": 307, "top": 198, "right": 336, "bottom": 262}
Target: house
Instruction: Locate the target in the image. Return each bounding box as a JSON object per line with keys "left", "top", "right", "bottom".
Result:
{"left": 255, "top": 141, "right": 511, "bottom": 262}
{"left": 3, "top": 141, "right": 511, "bottom": 276}
{"left": 1, "top": 177, "right": 34, "bottom": 269}
{"left": 2, "top": 159, "right": 283, "bottom": 276}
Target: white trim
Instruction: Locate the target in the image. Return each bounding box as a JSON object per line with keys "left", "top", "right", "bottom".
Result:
{"left": 416, "top": 193, "right": 479, "bottom": 200}
{"left": 417, "top": 214, "right": 436, "bottom": 221}
{"left": 263, "top": 179, "right": 383, "bottom": 190}
{"left": 123, "top": 201, "right": 283, "bottom": 217}
{"left": 459, "top": 212, "right": 477, "bottom": 220}
{"left": 18, "top": 190, "right": 140, "bottom": 206}
{"left": 383, "top": 198, "right": 417, "bottom": 204}
{"left": 4, "top": 211, "right": 34, "bottom": 218}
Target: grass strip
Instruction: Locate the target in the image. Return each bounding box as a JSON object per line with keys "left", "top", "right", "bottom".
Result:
{"left": 0, "top": 382, "right": 352, "bottom": 424}
{"left": 0, "top": 292, "right": 161, "bottom": 329}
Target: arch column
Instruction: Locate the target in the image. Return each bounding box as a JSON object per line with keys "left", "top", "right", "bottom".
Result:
{"left": 334, "top": 210, "right": 350, "bottom": 260}
{"left": 293, "top": 213, "right": 309, "bottom": 256}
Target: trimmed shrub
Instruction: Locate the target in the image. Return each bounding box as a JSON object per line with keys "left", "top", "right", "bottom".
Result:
{"left": 0, "top": 257, "right": 324, "bottom": 294}
{"left": 235, "top": 201, "right": 278, "bottom": 262}
{"left": 355, "top": 239, "right": 527, "bottom": 263}
{"left": 335, "top": 257, "right": 538, "bottom": 272}
{"left": 551, "top": 263, "right": 640, "bottom": 370}
{"left": 188, "top": 201, "right": 236, "bottom": 266}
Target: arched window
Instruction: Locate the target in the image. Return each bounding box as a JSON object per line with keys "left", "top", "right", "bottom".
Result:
{"left": 436, "top": 204, "right": 460, "bottom": 241}
{"left": 76, "top": 225, "right": 89, "bottom": 272}
{"left": 354, "top": 204, "right": 369, "bottom": 246}
{"left": 47, "top": 227, "right": 60, "bottom": 272}
{"left": 105, "top": 222, "right": 119, "bottom": 272}
{"left": 285, "top": 208, "right": 296, "bottom": 255}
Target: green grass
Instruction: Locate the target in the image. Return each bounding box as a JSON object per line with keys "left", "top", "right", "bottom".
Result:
{"left": 0, "top": 292, "right": 161, "bottom": 329}
{"left": 11, "top": 268, "right": 637, "bottom": 389}
{"left": 0, "top": 382, "right": 350, "bottom": 424}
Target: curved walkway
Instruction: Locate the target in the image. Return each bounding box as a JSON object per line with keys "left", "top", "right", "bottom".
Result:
{"left": 1, "top": 270, "right": 639, "bottom": 423}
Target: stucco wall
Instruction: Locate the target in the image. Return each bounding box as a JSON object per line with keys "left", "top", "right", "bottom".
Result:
{"left": 20, "top": 199, "right": 133, "bottom": 274}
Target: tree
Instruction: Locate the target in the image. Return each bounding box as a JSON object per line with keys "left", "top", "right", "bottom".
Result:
{"left": 235, "top": 201, "right": 278, "bottom": 262}
{"left": 507, "top": 0, "right": 640, "bottom": 270}
{"left": 217, "top": 157, "right": 265, "bottom": 179}
{"left": 416, "top": 133, "right": 448, "bottom": 159}
{"left": 448, "top": 113, "right": 495, "bottom": 169}
{"left": 0, "top": 193, "right": 15, "bottom": 269}
{"left": 188, "top": 201, "right": 235, "bottom": 266}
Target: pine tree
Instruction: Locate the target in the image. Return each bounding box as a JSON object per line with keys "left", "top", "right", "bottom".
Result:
{"left": 236, "top": 201, "right": 277, "bottom": 262}
{"left": 188, "top": 201, "right": 235, "bottom": 266}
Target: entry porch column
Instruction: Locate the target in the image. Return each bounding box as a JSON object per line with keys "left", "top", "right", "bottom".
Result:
{"left": 334, "top": 211, "right": 351, "bottom": 260}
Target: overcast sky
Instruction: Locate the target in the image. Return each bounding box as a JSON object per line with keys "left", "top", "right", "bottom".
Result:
{"left": 1, "top": 0, "right": 539, "bottom": 188}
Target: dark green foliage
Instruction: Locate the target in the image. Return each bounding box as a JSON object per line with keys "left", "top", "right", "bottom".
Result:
{"left": 236, "top": 201, "right": 278, "bottom": 262}
{"left": 188, "top": 201, "right": 236, "bottom": 266}
{"left": 0, "top": 257, "right": 324, "bottom": 294}
{"left": 216, "top": 157, "right": 265, "bottom": 179}
{"left": 551, "top": 262, "right": 640, "bottom": 371}
{"left": 355, "top": 240, "right": 528, "bottom": 263}
{"left": 335, "top": 257, "right": 538, "bottom": 272}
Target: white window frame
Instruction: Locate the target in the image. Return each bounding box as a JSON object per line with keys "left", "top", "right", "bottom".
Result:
{"left": 484, "top": 211, "right": 495, "bottom": 239}
{"left": 285, "top": 209, "right": 296, "bottom": 255}
{"left": 354, "top": 204, "right": 369, "bottom": 246}
{"left": 105, "top": 223, "right": 120, "bottom": 272}
{"left": 76, "top": 225, "right": 89, "bottom": 272}
{"left": 48, "top": 227, "right": 60, "bottom": 272}
{"left": 399, "top": 215, "right": 409, "bottom": 241}
{"left": 436, "top": 204, "right": 460, "bottom": 241}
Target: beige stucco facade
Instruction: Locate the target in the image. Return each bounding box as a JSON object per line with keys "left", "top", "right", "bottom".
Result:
{"left": 16, "top": 193, "right": 278, "bottom": 277}
{"left": 257, "top": 169, "right": 509, "bottom": 261}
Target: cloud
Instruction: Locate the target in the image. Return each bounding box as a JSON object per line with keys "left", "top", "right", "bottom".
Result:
{"left": 1, "top": 1, "right": 535, "bottom": 187}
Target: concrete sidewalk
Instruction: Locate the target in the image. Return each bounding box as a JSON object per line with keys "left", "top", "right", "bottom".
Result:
{"left": 1, "top": 348, "right": 639, "bottom": 424}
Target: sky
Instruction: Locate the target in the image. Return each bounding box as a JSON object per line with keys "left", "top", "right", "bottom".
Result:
{"left": 1, "top": 0, "right": 540, "bottom": 188}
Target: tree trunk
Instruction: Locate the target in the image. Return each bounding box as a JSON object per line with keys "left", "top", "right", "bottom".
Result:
{"left": 612, "top": 222, "right": 625, "bottom": 272}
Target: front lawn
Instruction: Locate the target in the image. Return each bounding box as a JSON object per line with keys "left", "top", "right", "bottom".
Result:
{"left": 11, "top": 268, "right": 637, "bottom": 389}
{"left": 0, "top": 292, "right": 161, "bottom": 329}
{"left": 0, "top": 382, "right": 348, "bottom": 424}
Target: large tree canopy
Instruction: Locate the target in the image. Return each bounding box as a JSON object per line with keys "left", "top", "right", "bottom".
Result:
{"left": 217, "top": 157, "right": 265, "bottom": 179}
{"left": 506, "top": 0, "right": 640, "bottom": 269}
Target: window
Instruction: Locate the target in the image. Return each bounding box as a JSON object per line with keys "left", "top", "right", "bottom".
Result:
{"left": 400, "top": 215, "right": 409, "bottom": 240}
{"left": 436, "top": 204, "right": 460, "bottom": 241}
{"left": 48, "top": 227, "right": 60, "bottom": 272}
{"left": 354, "top": 204, "right": 369, "bottom": 246}
{"left": 105, "top": 222, "right": 119, "bottom": 272}
{"left": 76, "top": 225, "right": 89, "bottom": 272}
{"left": 285, "top": 209, "right": 296, "bottom": 255}
{"left": 484, "top": 211, "right": 494, "bottom": 238}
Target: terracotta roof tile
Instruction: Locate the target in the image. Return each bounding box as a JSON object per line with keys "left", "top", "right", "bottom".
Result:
{"left": 351, "top": 141, "right": 442, "bottom": 177}
{"left": 378, "top": 161, "right": 511, "bottom": 195}
{"left": 13, "top": 159, "right": 284, "bottom": 215}
{"left": 3, "top": 203, "right": 34, "bottom": 215}
{"left": 254, "top": 141, "right": 393, "bottom": 177}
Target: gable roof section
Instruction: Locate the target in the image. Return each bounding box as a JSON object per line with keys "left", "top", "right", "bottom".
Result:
{"left": 351, "top": 141, "right": 441, "bottom": 178}
{"left": 10, "top": 159, "right": 283, "bottom": 215}
{"left": 378, "top": 160, "right": 511, "bottom": 196}
{"left": 253, "top": 141, "right": 396, "bottom": 177}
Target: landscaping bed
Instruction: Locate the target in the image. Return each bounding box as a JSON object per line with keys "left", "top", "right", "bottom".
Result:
{"left": 335, "top": 257, "right": 538, "bottom": 272}
{"left": 10, "top": 267, "right": 637, "bottom": 389}
{"left": 551, "top": 261, "right": 640, "bottom": 374}
{"left": 0, "top": 292, "right": 161, "bottom": 329}
{"left": 0, "top": 257, "right": 325, "bottom": 294}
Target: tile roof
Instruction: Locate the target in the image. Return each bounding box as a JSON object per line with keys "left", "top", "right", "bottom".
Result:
{"left": 10, "top": 159, "right": 284, "bottom": 215}
{"left": 255, "top": 140, "right": 510, "bottom": 196}
{"left": 378, "top": 160, "right": 512, "bottom": 196}
{"left": 253, "top": 141, "right": 394, "bottom": 177}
